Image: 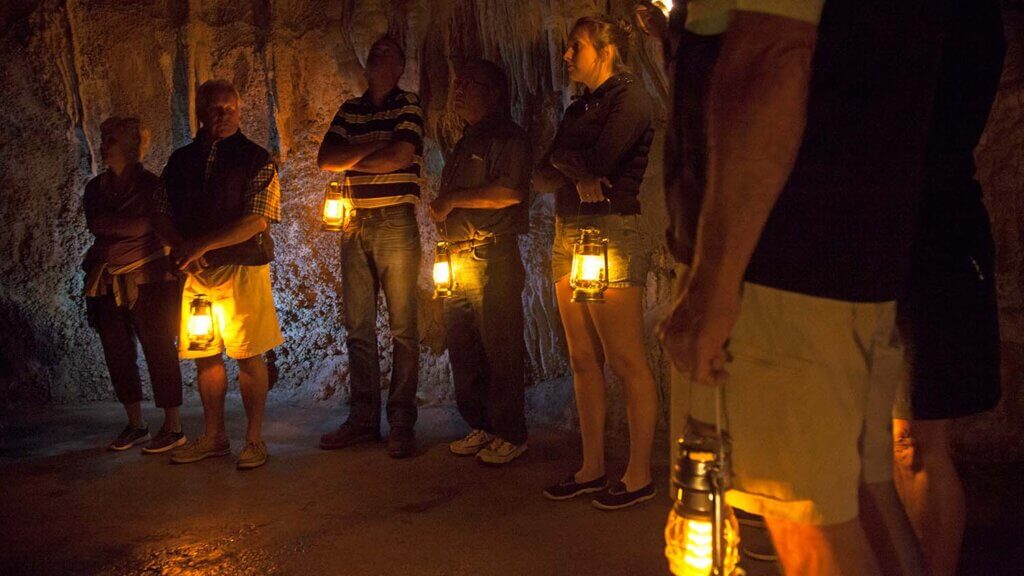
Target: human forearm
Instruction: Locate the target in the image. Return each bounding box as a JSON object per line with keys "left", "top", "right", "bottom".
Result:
{"left": 171, "top": 214, "right": 269, "bottom": 270}
{"left": 197, "top": 214, "right": 268, "bottom": 252}
{"left": 447, "top": 183, "right": 524, "bottom": 209}
{"left": 89, "top": 214, "right": 153, "bottom": 238}
{"left": 317, "top": 140, "right": 386, "bottom": 172}
{"left": 691, "top": 11, "right": 817, "bottom": 288}
{"left": 351, "top": 141, "right": 415, "bottom": 174}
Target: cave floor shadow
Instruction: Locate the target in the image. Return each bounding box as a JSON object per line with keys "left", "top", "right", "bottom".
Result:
{"left": 1, "top": 402, "right": 1020, "bottom": 575}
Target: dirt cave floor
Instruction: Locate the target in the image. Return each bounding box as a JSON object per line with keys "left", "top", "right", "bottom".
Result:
{"left": 1, "top": 402, "right": 1021, "bottom": 575}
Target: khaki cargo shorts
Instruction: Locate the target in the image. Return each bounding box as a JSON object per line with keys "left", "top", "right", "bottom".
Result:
{"left": 179, "top": 264, "right": 284, "bottom": 360}
{"left": 671, "top": 275, "right": 902, "bottom": 525}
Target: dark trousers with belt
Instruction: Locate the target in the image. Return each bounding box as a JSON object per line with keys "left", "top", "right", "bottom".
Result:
{"left": 443, "top": 240, "right": 528, "bottom": 444}
{"left": 88, "top": 280, "right": 183, "bottom": 409}
{"left": 341, "top": 204, "right": 421, "bottom": 429}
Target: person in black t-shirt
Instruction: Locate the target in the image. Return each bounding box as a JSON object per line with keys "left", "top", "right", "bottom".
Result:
{"left": 891, "top": 5, "right": 1005, "bottom": 575}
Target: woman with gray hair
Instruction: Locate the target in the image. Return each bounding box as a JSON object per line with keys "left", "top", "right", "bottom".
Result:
{"left": 83, "top": 116, "right": 185, "bottom": 453}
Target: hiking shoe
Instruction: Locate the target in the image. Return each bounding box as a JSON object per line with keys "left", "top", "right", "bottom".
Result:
{"left": 109, "top": 425, "right": 150, "bottom": 451}
{"left": 237, "top": 440, "right": 268, "bottom": 470}
{"left": 449, "top": 429, "right": 495, "bottom": 456}
{"left": 141, "top": 428, "right": 187, "bottom": 454}
{"left": 476, "top": 437, "right": 527, "bottom": 465}
{"left": 319, "top": 421, "right": 381, "bottom": 450}
{"left": 170, "top": 436, "right": 231, "bottom": 464}
{"left": 592, "top": 481, "right": 657, "bottom": 510}
{"left": 543, "top": 475, "right": 609, "bottom": 501}
{"left": 387, "top": 426, "right": 416, "bottom": 459}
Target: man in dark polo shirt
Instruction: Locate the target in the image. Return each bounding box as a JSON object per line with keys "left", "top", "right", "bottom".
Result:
{"left": 658, "top": 1, "right": 950, "bottom": 573}
{"left": 429, "top": 60, "right": 531, "bottom": 466}
{"left": 317, "top": 36, "right": 424, "bottom": 458}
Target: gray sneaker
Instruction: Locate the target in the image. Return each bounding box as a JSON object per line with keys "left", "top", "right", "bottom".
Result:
{"left": 170, "top": 436, "right": 231, "bottom": 464}
{"left": 141, "top": 428, "right": 187, "bottom": 454}
{"left": 476, "top": 437, "right": 527, "bottom": 465}
{"left": 237, "top": 440, "right": 268, "bottom": 470}
{"left": 109, "top": 425, "right": 150, "bottom": 451}
{"left": 449, "top": 429, "right": 496, "bottom": 456}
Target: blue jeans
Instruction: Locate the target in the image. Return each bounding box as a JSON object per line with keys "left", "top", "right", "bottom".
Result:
{"left": 341, "top": 204, "right": 421, "bottom": 429}
{"left": 443, "top": 240, "right": 528, "bottom": 444}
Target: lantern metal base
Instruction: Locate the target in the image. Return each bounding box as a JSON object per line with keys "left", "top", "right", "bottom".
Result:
{"left": 433, "top": 288, "right": 455, "bottom": 299}
{"left": 322, "top": 222, "right": 343, "bottom": 232}
{"left": 571, "top": 290, "right": 605, "bottom": 303}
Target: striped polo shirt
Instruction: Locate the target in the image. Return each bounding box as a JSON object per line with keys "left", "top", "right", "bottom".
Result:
{"left": 328, "top": 87, "right": 424, "bottom": 207}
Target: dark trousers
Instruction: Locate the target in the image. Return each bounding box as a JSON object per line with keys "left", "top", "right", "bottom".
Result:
{"left": 89, "top": 280, "right": 183, "bottom": 409}
{"left": 443, "top": 241, "right": 528, "bottom": 444}
{"left": 341, "top": 205, "right": 421, "bottom": 429}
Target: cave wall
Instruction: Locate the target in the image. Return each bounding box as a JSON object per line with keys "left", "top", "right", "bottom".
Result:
{"left": 0, "top": 0, "right": 674, "bottom": 436}
{"left": 0, "top": 1, "right": 1020, "bottom": 456}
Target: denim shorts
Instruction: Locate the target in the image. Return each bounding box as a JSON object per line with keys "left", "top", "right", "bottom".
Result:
{"left": 551, "top": 213, "right": 649, "bottom": 288}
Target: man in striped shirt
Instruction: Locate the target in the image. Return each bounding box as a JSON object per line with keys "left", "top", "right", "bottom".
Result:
{"left": 317, "top": 36, "right": 424, "bottom": 459}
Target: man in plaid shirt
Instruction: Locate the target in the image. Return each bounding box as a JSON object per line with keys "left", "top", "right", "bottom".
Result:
{"left": 152, "top": 79, "right": 284, "bottom": 471}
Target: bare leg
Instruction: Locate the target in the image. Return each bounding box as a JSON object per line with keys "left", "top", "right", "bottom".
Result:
{"left": 124, "top": 401, "right": 143, "bottom": 428}
{"left": 893, "top": 418, "right": 965, "bottom": 576}
{"left": 555, "top": 279, "right": 607, "bottom": 483}
{"left": 237, "top": 355, "right": 269, "bottom": 444}
{"left": 765, "top": 515, "right": 881, "bottom": 576}
{"left": 860, "top": 481, "right": 926, "bottom": 575}
{"left": 195, "top": 355, "right": 228, "bottom": 442}
{"left": 589, "top": 286, "right": 657, "bottom": 491}
{"left": 161, "top": 406, "right": 181, "bottom": 432}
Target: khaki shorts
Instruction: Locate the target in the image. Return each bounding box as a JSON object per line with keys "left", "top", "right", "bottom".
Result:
{"left": 179, "top": 264, "right": 284, "bottom": 360}
{"left": 674, "top": 279, "right": 901, "bottom": 525}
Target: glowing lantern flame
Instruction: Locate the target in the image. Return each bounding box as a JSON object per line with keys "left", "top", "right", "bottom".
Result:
{"left": 569, "top": 227, "right": 609, "bottom": 303}
{"left": 186, "top": 295, "right": 216, "bottom": 351}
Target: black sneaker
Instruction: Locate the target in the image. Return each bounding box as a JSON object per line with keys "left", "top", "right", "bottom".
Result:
{"left": 319, "top": 421, "right": 381, "bottom": 450}
{"left": 591, "top": 481, "right": 657, "bottom": 511}
{"left": 141, "top": 428, "right": 187, "bottom": 454}
{"left": 543, "top": 475, "right": 608, "bottom": 501}
{"left": 387, "top": 426, "right": 415, "bottom": 459}
{"left": 109, "top": 425, "right": 151, "bottom": 451}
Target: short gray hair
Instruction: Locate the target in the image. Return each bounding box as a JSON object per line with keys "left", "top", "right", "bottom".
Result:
{"left": 100, "top": 116, "right": 151, "bottom": 163}
{"left": 195, "top": 79, "right": 241, "bottom": 115}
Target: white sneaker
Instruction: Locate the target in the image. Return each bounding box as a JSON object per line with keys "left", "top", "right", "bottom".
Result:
{"left": 449, "top": 429, "right": 495, "bottom": 456}
{"left": 476, "top": 437, "right": 527, "bottom": 465}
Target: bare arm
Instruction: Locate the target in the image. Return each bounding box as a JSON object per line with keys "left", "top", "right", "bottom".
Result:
{"left": 88, "top": 214, "right": 154, "bottom": 239}
{"left": 172, "top": 214, "right": 268, "bottom": 271}
{"left": 350, "top": 140, "right": 416, "bottom": 174}
{"left": 429, "top": 182, "right": 524, "bottom": 222}
{"left": 659, "top": 11, "right": 818, "bottom": 384}
{"left": 317, "top": 132, "right": 387, "bottom": 172}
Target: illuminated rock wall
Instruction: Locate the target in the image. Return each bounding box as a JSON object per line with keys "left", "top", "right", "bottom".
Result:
{"left": 0, "top": 0, "right": 673, "bottom": 437}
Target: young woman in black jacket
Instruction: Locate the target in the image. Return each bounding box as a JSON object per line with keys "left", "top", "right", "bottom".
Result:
{"left": 537, "top": 15, "right": 658, "bottom": 510}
